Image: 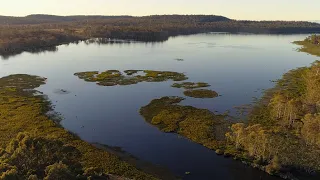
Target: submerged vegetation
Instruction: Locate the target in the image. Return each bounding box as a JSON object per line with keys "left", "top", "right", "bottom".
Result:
{"left": 293, "top": 34, "right": 320, "bottom": 56}
{"left": 171, "top": 82, "right": 210, "bottom": 89}
{"left": 0, "top": 74, "right": 156, "bottom": 179}
{"left": 183, "top": 89, "right": 219, "bottom": 98}
{"left": 74, "top": 70, "right": 188, "bottom": 86}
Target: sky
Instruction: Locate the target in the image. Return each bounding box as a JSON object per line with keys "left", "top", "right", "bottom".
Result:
{"left": 1, "top": 0, "right": 319, "bottom": 21}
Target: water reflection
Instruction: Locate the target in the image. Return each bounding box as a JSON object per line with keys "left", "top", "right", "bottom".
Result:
{"left": 2, "top": 32, "right": 308, "bottom": 60}
{"left": 1, "top": 46, "right": 59, "bottom": 60}
{"left": 0, "top": 38, "right": 166, "bottom": 60}
{"left": 83, "top": 38, "right": 165, "bottom": 46}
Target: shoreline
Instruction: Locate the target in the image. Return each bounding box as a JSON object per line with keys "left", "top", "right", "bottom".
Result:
{"left": 0, "top": 74, "right": 158, "bottom": 179}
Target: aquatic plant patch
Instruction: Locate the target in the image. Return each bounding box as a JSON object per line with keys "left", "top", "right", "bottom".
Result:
{"left": 183, "top": 89, "right": 218, "bottom": 98}
{"left": 74, "top": 70, "right": 188, "bottom": 86}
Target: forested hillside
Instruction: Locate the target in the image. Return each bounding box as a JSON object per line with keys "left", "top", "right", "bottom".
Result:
{"left": 0, "top": 14, "right": 320, "bottom": 58}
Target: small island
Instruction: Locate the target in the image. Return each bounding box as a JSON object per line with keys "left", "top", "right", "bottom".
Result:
{"left": 183, "top": 89, "right": 219, "bottom": 98}
{"left": 171, "top": 82, "right": 210, "bottom": 89}
{"left": 74, "top": 70, "right": 188, "bottom": 86}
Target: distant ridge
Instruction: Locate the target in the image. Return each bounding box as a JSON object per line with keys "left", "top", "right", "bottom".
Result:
{"left": 0, "top": 14, "right": 134, "bottom": 25}
{"left": 26, "top": 14, "right": 133, "bottom": 22}
{"left": 0, "top": 14, "right": 231, "bottom": 25}
{"left": 1, "top": 14, "right": 319, "bottom": 25}
{"left": 1, "top": 14, "right": 320, "bottom": 58}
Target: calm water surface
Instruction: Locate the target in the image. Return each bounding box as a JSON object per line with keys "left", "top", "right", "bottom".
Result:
{"left": 0, "top": 33, "right": 316, "bottom": 180}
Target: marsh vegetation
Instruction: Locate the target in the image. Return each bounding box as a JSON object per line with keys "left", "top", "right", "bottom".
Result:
{"left": 140, "top": 60, "right": 320, "bottom": 179}
{"left": 140, "top": 96, "right": 228, "bottom": 149}
{"left": 0, "top": 74, "right": 156, "bottom": 180}
{"left": 1, "top": 32, "right": 320, "bottom": 180}
{"left": 171, "top": 82, "right": 210, "bottom": 89}
{"left": 225, "top": 60, "right": 320, "bottom": 178}
{"left": 137, "top": 36, "right": 320, "bottom": 178}
{"left": 74, "top": 70, "right": 188, "bottom": 86}
{"left": 183, "top": 89, "right": 219, "bottom": 98}
{"left": 293, "top": 34, "right": 320, "bottom": 56}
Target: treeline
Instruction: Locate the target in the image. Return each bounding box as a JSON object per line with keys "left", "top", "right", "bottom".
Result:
{"left": 1, "top": 14, "right": 320, "bottom": 58}
{"left": 225, "top": 48, "right": 320, "bottom": 178}
{"left": 0, "top": 28, "right": 83, "bottom": 58}
{"left": 0, "top": 14, "right": 133, "bottom": 25}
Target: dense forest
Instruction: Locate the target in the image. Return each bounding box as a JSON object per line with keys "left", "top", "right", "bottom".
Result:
{"left": 1, "top": 14, "right": 320, "bottom": 58}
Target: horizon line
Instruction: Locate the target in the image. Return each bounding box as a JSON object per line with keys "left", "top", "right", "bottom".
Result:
{"left": 0, "top": 14, "right": 319, "bottom": 22}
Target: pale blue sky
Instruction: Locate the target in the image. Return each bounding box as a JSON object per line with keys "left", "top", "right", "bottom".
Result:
{"left": 1, "top": 0, "right": 319, "bottom": 20}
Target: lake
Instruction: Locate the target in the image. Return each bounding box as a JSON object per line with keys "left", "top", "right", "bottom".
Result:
{"left": 0, "top": 33, "right": 316, "bottom": 180}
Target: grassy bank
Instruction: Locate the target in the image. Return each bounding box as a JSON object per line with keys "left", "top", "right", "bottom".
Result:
{"left": 0, "top": 74, "right": 157, "bottom": 179}
{"left": 293, "top": 34, "right": 320, "bottom": 56}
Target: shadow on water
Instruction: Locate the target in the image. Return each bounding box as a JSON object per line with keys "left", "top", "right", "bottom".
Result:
{"left": 93, "top": 143, "right": 179, "bottom": 180}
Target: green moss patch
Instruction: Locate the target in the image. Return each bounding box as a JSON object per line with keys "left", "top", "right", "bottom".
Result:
{"left": 140, "top": 96, "right": 228, "bottom": 149}
{"left": 75, "top": 70, "right": 188, "bottom": 86}
{"left": 0, "top": 74, "right": 46, "bottom": 91}
{"left": 183, "top": 89, "right": 218, "bottom": 98}
{"left": 0, "top": 74, "right": 156, "bottom": 180}
{"left": 171, "top": 82, "right": 210, "bottom": 89}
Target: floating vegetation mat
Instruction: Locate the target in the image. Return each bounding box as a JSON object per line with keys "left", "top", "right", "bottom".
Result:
{"left": 183, "top": 89, "right": 218, "bottom": 98}
{"left": 171, "top": 82, "right": 210, "bottom": 89}
{"left": 74, "top": 70, "right": 188, "bottom": 86}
